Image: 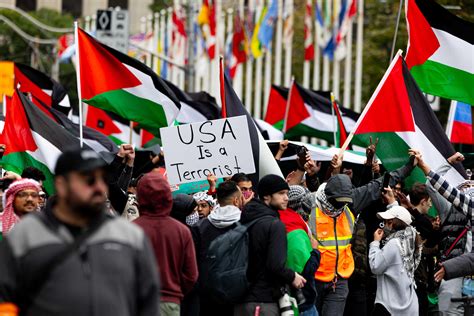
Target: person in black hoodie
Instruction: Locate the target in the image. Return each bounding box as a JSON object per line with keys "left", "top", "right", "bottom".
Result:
{"left": 234, "top": 174, "right": 306, "bottom": 316}
{"left": 192, "top": 181, "right": 243, "bottom": 316}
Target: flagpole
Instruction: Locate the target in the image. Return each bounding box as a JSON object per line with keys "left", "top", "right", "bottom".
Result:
{"left": 331, "top": 92, "right": 337, "bottom": 146}
{"left": 446, "top": 100, "right": 456, "bottom": 140}
{"left": 219, "top": 56, "right": 227, "bottom": 118}
{"left": 389, "top": 0, "right": 404, "bottom": 62}
{"left": 74, "top": 21, "right": 84, "bottom": 148}
{"left": 282, "top": 76, "right": 294, "bottom": 133}
{"left": 340, "top": 49, "right": 403, "bottom": 154}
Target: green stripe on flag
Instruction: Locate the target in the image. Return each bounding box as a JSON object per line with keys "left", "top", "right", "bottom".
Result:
{"left": 411, "top": 60, "right": 474, "bottom": 105}
{"left": 352, "top": 132, "right": 426, "bottom": 189}
{"left": 84, "top": 89, "right": 168, "bottom": 136}
{"left": 0, "top": 152, "right": 55, "bottom": 194}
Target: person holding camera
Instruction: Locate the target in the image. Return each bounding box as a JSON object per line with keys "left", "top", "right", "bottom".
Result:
{"left": 369, "top": 202, "right": 422, "bottom": 315}
{"left": 234, "top": 175, "right": 306, "bottom": 316}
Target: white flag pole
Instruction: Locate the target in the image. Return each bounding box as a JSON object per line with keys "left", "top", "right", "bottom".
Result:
{"left": 446, "top": 100, "right": 457, "bottom": 140}
{"left": 354, "top": 0, "right": 364, "bottom": 112}
{"left": 282, "top": 76, "right": 295, "bottom": 133}
{"left": 74, "top": 21, "right": 84, "bottom": 148}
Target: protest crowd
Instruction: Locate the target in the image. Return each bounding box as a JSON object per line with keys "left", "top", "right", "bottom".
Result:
{"left": 0, "top": 0, "right": 472, "bottom": 315}
{"left": 0, "top": 137, "right": 474, "bottom": 316}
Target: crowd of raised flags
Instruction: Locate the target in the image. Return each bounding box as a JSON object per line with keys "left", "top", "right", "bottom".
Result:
{"left": 0, "top": 0, "right": 470, "bottom": 193}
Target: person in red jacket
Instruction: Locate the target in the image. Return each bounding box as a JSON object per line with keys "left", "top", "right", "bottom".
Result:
{"left": 134, "top": 172, "right": 198, "bottom": 316}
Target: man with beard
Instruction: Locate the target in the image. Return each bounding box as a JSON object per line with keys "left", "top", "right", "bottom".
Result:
{"left": 234, "top": 174, "right": 306, "bottom": 316}
{"left": 0, "top": 148, "right": 160, "bottom": 316}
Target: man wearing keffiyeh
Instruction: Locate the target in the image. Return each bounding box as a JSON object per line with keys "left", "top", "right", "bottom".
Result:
{"left": 0, "top": 178, "right": 41, "bottom": 237}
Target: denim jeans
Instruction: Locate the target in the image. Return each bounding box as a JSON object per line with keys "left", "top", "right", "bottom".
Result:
{"left": 300, "top": 305, "right": 319, "bottom": 316}
{"left": 315, "top": 278, "right": 349, "bottom": 316}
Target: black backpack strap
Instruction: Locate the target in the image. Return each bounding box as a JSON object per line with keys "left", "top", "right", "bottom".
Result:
{"left": 19, "top": 212, "right": 109, "bottom": 310}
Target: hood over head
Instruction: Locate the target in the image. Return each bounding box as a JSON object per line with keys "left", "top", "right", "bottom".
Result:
{"left": 137, "top": 172, "right": 172, "bottom": 216}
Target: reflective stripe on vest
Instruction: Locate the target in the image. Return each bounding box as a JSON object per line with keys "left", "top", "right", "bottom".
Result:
{"left": 314, "top": 207, "right": 355, "bottom": 282}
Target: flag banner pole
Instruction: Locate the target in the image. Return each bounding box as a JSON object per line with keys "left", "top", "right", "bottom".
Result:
{"left": 282, "top": 76, "right": 295, "bottom": 134}
{"left": 389, "top": 0, "right": 403, "bottom": 62}
{"left": 74, "top": 21, "right": 84, "bottom": 148}
{"left": 340, "top": 49, "right": 403, "bottom": 154}
{"left": 219, "top": 55, "right": 227, "bottom": 117}
{"left": 330, "top": 92, "right": 337, "bottom": 146}
{"left": 129, "top": 121, "right": 134, "bottom": 145}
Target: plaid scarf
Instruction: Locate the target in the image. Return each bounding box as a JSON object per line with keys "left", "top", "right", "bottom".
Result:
{"left": 385, "top": 226, "right": 422, "bottom": 285}
{"left": 315, "top": 183, "right": 344, "bottom": 218}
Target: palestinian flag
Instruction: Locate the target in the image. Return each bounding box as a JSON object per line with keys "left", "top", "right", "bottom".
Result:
{"left": 265, "top": 83, "right": 359, "bottom": 144}
{"left": 264, "top": 84, "right": 289, "bottom": 130}
{"left": 1, "top": 91, "right": 83, "bottom": 193}
{"left": 222, "top": 73, "right": 283, "bottom": 184}
{"left": 14, "top": 63, "right": 70, "bottom": 114}
{"left": 332, "top": 97, "right": 348, "bottom": 147}
{"left": 77, "top": 27, "right": 181, "bottom": 137}
{"left": 47, "top": 106, "right": 119, "bottom": 154}
{"left": 405, "top": 0, "right": 474, "bottom": 105}
{"left": 85, "top": 106, "right": 141, "bottom": 146}
{"left": 350, "top": 53, "right": 465, "bottom": 187}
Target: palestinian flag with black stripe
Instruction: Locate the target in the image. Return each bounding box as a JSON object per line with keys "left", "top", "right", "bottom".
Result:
{"left": 14, "top": 63, "right": 71, "bottom": 114}
{"left": 222, "top": 73, "right": 282, "bottom": 184}
{"left": 77, "top": 27, "right": 181, "bottom": 137}
{"left": 264, "top": 83, "right": 359, "bottom": 144}
{"left": 1, "top": 91, "right": 83, "bottom": 193}
{"left": 405, "top": 0, "right": 474, "bottom": 105}
{"left": 351, "top": 53, "right": 465, "bottom": 187}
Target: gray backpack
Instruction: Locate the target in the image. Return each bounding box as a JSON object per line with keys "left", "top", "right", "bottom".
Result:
{"left": 205, "top": 216, "right": 271, "bottom": 303}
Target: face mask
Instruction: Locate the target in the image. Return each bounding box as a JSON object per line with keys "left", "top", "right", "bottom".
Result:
{"left": 242, "top": 191, "right": 253, "bottom": 199}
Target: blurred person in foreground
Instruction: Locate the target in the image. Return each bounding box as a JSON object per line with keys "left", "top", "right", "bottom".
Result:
{"left": 0, "top": 147, "right": 160, "bottom": 316}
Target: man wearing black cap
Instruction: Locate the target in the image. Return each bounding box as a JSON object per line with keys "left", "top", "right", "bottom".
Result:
{"left": 234, "top": 174, "right": 306, "bottom": 316}
{"left": 0, "top": 147, "right": 160, "bottom": 316}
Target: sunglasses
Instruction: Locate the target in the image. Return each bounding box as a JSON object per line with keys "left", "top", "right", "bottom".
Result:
{"left": 81, "top": 173, "right": 106, "bottom": 187}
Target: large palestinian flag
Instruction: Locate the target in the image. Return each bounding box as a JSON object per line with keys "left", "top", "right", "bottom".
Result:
{"left": 14, "top": 63, "right": 70, "bottom": 114}
{"left": 1, "top": 91, "right": 83, "bottom": 193}
{"left": 222, "top": 73, "right": 283, "bottom": 184}
{"left": 77, "top": 27, "right": 181, "bottom": 137}
{"left": 405, "top": 0, "right": 474, "bottom": 105}
{"left": 264, "top": 83, "right": 359, "bottom": 143}
{"left": 351, "top": 53, "right": 465, "bottom": 187}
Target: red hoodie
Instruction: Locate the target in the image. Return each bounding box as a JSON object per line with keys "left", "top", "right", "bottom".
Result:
{"left": 134, "top": 172, "right": 198, "bottom": 304}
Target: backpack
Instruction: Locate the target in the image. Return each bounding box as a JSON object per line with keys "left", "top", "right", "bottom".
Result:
{"left": 205, "top": 216, "right": 271, "bottom": 303}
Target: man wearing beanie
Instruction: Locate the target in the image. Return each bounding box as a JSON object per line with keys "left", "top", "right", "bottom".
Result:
{"left": 234, "top": 174, "right": 306, "bottom": 316}
{"left": 134, "top": 172, "right": 198, "bottom": 316}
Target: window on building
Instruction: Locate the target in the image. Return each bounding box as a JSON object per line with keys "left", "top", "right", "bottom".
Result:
{"left": 108, "top": 0, "right": 128, "bottom": 9}
{"left": 62, "top": 0, "right": 82, "bottom": 18}
{"left": 16, "top": 0, "right": 36, "bottom": 11}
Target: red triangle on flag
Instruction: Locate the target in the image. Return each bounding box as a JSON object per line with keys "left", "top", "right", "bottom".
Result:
{"left": 405, "top": 0, "right": 440, "bottom": 69}
{"left": 77, "top": 28, "right": 141, "bottom": 100}
{"left": 2, "top": 92, "right": 37, "bottom": 154}
{"left": 86, "top": 106, "right": 122, "bottom": 136}
{"left": 355, "top": 56, "right": 415, "bottom": 134}
{"left": 264, "top": 86, "right": 288, "bottom": 125}
{"left": 285, "top": 82, "right": 312, "bottom": 132}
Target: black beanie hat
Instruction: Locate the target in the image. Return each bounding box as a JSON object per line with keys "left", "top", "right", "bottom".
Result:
{"left": 258, "top": 174, "right": 290, "bottom": 199}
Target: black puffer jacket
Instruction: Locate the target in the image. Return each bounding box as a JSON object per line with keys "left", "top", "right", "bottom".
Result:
{"left": 240, "top": 199, "right": 295, "bottom": 303}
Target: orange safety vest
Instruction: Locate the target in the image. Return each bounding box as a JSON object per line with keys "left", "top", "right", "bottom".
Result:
{"left": 314, "top": 207, "right": 355, "bottom": 282}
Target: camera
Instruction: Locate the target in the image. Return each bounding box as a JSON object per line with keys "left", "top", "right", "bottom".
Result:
{"left": 293, "top": 288, "right": 306, "bottom": 306}
{"left": 279, "top": 286, "right": 298, "bottom": 316}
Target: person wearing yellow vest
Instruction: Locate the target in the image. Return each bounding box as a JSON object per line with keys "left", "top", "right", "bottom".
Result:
{"left": 309, "top": 153, "right": 416, "bottom": 316}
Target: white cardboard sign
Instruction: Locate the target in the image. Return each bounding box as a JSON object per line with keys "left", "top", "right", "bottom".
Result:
{"left": 160, "top": 115, "right": 255, "bottom": 185}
